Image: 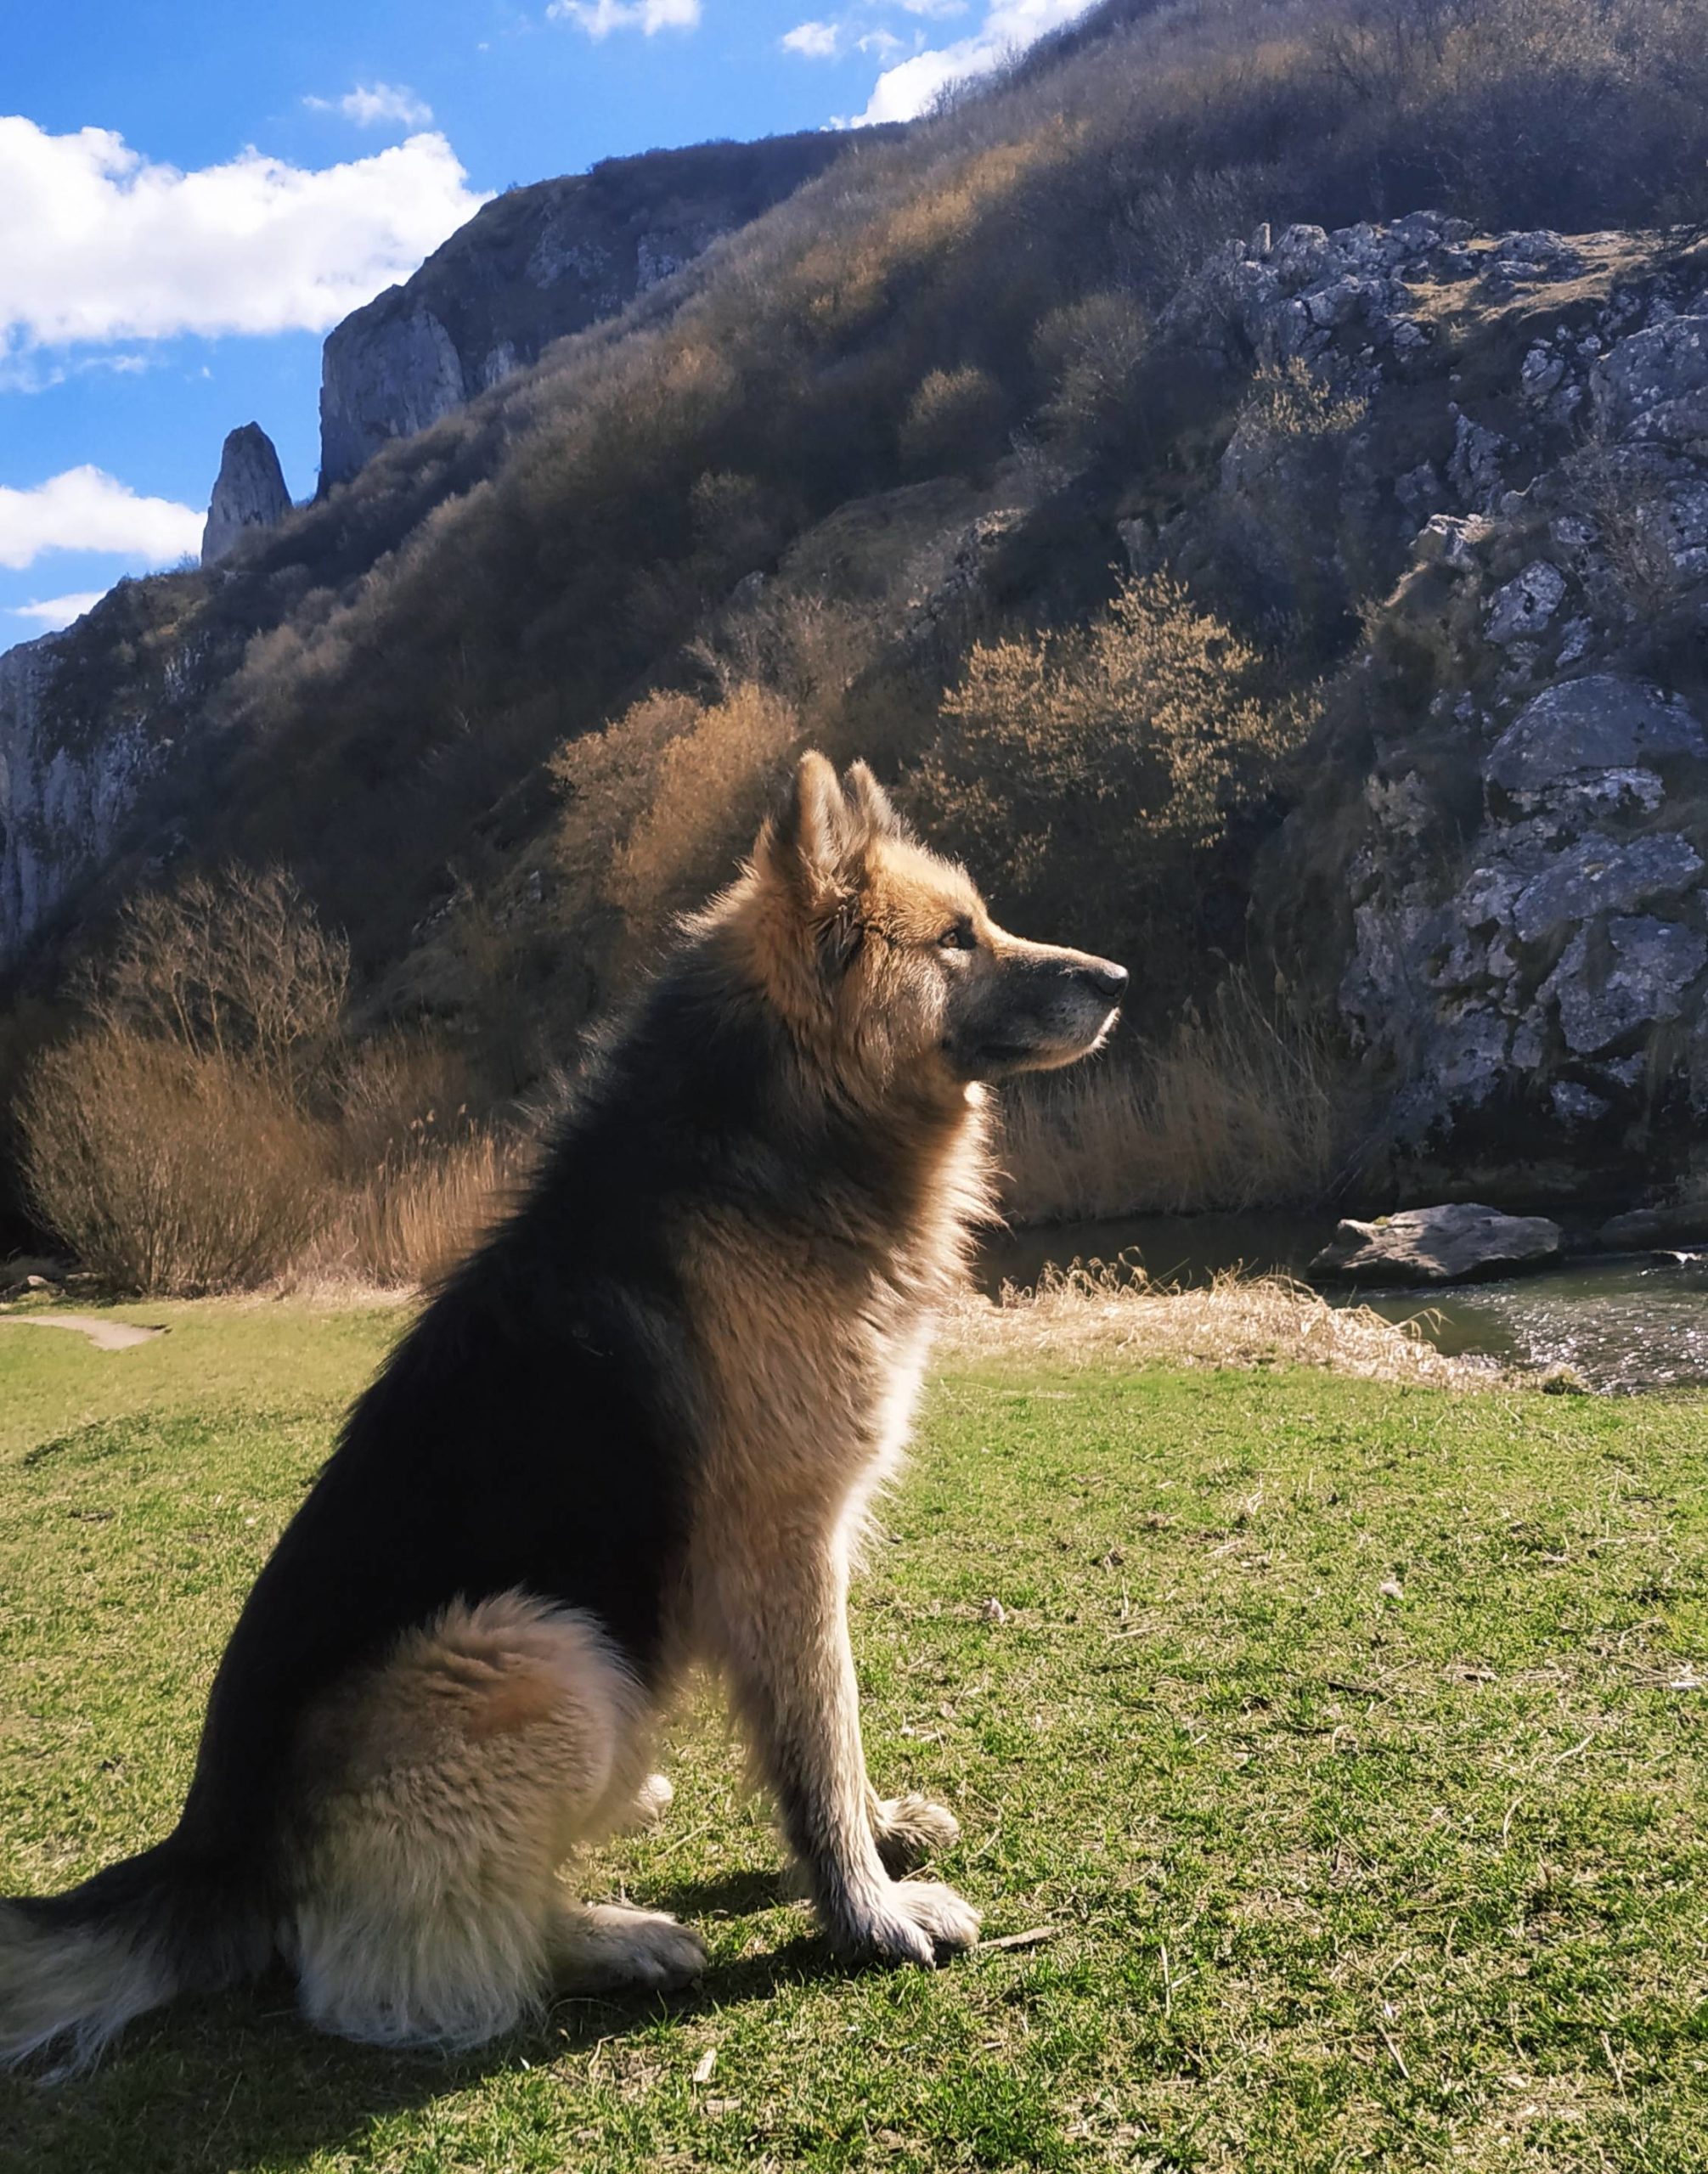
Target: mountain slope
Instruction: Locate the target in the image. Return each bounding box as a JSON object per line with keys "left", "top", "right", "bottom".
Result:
{"left": 4, "top": 0, "right": 1707, "bottom": 1210}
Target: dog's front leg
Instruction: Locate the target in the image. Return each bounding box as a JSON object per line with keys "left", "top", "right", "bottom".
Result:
{"left": 712, "top": 1539, "right": 979, "bottom": 1968}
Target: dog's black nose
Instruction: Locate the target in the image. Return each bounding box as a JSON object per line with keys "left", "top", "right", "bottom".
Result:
{"left": 1080, "top": 960, "right": 1129, "bottom": 1005}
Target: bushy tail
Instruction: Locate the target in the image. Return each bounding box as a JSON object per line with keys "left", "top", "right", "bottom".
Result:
{"left": 0, "top": 1839, "right": 273, "bottom": 2075}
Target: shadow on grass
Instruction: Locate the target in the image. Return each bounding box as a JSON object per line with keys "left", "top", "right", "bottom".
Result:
{"left": 2, "top": 1924, "right": 838, "bottom": 2174}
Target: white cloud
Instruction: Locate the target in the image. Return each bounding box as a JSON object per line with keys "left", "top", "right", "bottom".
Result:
{"left": 0, "top": 467, "right": 202, "bottom": 572}
{"left": 548, "top": 0, "right": 702, "bottom": 35}
{"left": 853, "top": 0, "right": 1096, "bottom": 122}
{"left": 8, "top": 590, "right": 107, "bottom": 631}
{"left": 0, "top": 119, "right": 487, "bottom": 353}
{"left": 896, "top": 0, "right": 968, "bottom": 14}
{"left": 781, "top": 20, "right": 843, "bottom": 56}
{"left": 782, "top": 17, "right": 908, "bottom": 59}
{"left": 304, "top": 83, "right": 435, "bottom": 129}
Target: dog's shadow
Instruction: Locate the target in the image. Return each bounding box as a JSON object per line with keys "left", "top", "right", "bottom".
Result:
{"left": 3, "top": 1872, "right": 835, "bottom": 2172}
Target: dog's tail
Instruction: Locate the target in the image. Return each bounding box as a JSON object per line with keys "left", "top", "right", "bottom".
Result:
{"left": 0, "top": 1838, "right": 274, "bottom": 2075}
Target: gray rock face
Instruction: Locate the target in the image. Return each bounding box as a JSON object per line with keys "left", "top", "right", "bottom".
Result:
{"left": 1509, "top": 833, "right": 1703, "bottom": 943}
{"left": 1485, "top": 559, "right": 1565, "bottom": 644}
{"left": 201, "top": 423, "right": 290, "bottom": 566}
{"left": 0, "top": 629, "right": 159, "bottom": 967}
{"left": 1591, "top": 316, "right": 1708, "bottom": 448}
{"left": 1311, "top": 1202, "right": 1564, "bottom": 1284}
{"left": 1542, "top": 916, "right": 1708, "bottom": 1053}
{"left": 1232, "top": 222, "right": 1708, "bottom": 1177}
{"left": 318, "top": 131, "right": 865, "bottom": 487}
{"left": 1485, "top": 676, "right": 1707, "bottom": 798}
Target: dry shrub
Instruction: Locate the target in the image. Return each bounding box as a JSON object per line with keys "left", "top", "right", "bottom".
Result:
{"left": 82, "top": 865, "right": 348, "bottom": 1098}
{"left": 551, "top": 679, "right": 803, "bottom": 969}
{"left": 916, "top": 573, "right": 1315, "bottom": 967}
{"left": 1032, "top": 290, "right": 1149, "bottom": 448}
{"left": 18, "top": 865, "right": 502, "bottom": 1295}
{"left": 335, "top": 1128, "right": 530, "bottom": 1287}
{"left": 20, "top": 1033, "right": 332, "bottom": 1295}
{"left": 899, "top": 365, "right": 1009, "bottom": 477}
{"left": 944, "top": 1258, "right": 1485, "bottom": 1388}
{"left": 608, "top": 682, "right": 799, "bottom": 927}
{"left": 997, "top": 973, "right": 1355, "bottom": 1222}
{"left": 333, "top": 1031, "right": 482, "bottom": 1171}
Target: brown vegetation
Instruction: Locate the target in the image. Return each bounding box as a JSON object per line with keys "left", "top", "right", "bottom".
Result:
{"left": 9, "top": 0, "right": 1708, "bottom": 1249}
{"left": 996, "top": 972, "right": 1356, "bottom": 1223}
{"left": 19, "top": 872, "right": 518, "bottom": 1295}
{"left": 944, "top": 1255, "right": 1481, "bottom": 1385}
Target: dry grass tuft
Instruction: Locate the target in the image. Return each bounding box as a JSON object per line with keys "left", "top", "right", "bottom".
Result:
{"left": 998, "top": 973, "right": 1356, "bottom": 1223}
{"left": 329, "top": 1129, "right": 533, "bottom": 1288}
{"left": 946, "top": 1257, "right": 1490, "bottom": 1388}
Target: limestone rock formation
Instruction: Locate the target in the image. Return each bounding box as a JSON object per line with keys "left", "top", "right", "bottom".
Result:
{"left": 201, "top": 424, "right": 290, "bottom": 566}
{"left": 1, "top": 628, "right": 156, "bottom": 965}
{"left": 1223, "top": 217, "right": 1708, "bottom": 1185}
{"left": 1311, "top": 1203, "right": 1564, "bottom": 1284}
{"left": 318, "top": 131, "right": 866, "bottom": 488}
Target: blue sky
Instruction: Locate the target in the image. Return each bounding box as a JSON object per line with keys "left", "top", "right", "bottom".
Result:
{"left": 1, "top": 0, "right": 1095, "bottom": 645}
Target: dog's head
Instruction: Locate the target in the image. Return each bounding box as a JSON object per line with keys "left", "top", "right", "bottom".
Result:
{"left": 726, "top": 752, "right": 1126, "bottom": 1103}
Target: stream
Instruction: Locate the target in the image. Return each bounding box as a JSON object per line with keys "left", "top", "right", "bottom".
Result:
{"left": 982, "top": 1212, "right": 1708, "bottom": 1394}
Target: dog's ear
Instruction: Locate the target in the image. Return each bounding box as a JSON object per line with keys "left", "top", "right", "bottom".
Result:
{"left": 760, "top": 750, "right": 861, "bottom": 904}
{"left": 843, "top": 761, "right": 910, "bottom": 842}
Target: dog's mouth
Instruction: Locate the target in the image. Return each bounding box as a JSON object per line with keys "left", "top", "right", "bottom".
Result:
{"left": 973, "top": 1005, "right": 1122, "bottom": 1078}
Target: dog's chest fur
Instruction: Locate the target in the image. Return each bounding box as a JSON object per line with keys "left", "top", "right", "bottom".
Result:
{"left": 674, "top": 1110, "right": 984, "bottom": 1597}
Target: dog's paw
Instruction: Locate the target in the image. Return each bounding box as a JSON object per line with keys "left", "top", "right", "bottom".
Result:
{"left": 842, "top": 1880, "right": 981, "bottom": 1968}
{"left": 629, "top": 1771, "right": 674, "bottom": 1831}
{"left": 874, "top": 1793, "right": 960, "bottom": 1877}
{"left": 552, "top": 1903, "right": 707, "bottom": 1995}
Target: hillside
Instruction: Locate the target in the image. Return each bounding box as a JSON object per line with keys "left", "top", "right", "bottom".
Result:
{"left": 4, "top": 0, "right": 1708, "bottom": 1247}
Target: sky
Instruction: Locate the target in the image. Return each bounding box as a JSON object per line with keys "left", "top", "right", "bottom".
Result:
{"left": 1, "top": 0, "right": 1097, "bottom": 645}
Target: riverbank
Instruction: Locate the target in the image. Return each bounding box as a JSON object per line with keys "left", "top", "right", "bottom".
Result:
{"left": 3, "top": 1299, "right": 1704, "bottom": 2171}
{"left": 984, "top": 1215, "right": 1708, "bottom": 1394}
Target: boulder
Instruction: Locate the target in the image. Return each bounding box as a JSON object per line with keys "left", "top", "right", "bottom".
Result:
{"left": 1311, "top": 1203, "right": 1564, "bottom": 1284}
{"left": 1485, "top": 559, "right": 1565, "bottom": 644}
{"left": 1598, "top": 1202, "right": 1708, "bottom": 1248}
{"left": 201, "top": 424, "right": 290, "bottom": 566}
{"left": 1508, "top": 832, "right": 1703, "bottom": 943}
{"left": 1542, "top": 915, "right": 1708, "bottom": 1054}
{"left": 1484, "top": 675, "right": 1707, "bottom": 798}
{"left": 1590, "top": 316, "right": 1708, "bottom": 448}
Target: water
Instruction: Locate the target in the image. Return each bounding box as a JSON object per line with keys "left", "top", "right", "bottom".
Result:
{"left": 981, "top": 1214, "right": 1708, "bottom": 1394}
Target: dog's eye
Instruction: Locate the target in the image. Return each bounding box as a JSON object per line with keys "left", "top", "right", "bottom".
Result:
{"left": 938, "top": 923, "right": 978, "bottom": 952}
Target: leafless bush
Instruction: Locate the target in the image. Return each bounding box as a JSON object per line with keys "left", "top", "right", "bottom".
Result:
{"left": 916, "top": 572, "right": 1315, "bottom": 967}
{"left": 1032, "top": 289, "right": 1149, "bottom": 448}
{"left": 80, "top": 865, "right": 349, "bottom": 1101}
{"left": 332, "top": 1128, "right": 531, "bottom": 1287}
{"left": 899, "top": 365, "right": 1009, "bottom": 476}
{"left": 20, "top": 1033, "right": 333, "bottom": 1294}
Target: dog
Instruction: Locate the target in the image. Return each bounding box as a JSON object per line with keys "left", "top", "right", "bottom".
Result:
{"left": 0, "top": 752, "right": 1126, "bottom": 2068}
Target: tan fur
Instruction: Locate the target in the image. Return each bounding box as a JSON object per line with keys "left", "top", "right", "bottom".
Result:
{"left": 286, "top": 1593, "right": 684, "bottom": 2048}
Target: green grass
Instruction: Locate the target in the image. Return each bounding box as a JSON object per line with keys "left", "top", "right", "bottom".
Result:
{"left": 2, "top": 1302, "right": 1706, "bottom": 2171}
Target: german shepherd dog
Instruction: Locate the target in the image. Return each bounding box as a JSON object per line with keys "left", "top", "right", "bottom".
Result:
{"left": 0, "top": 754, "right": 1125, "bottom": 2069}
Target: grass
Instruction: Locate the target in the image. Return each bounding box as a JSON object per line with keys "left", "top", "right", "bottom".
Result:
{"left": 2, "top": 1297, "right": 1706, "bottom": 2171}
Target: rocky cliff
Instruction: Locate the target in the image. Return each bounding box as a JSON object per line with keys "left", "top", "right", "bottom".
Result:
{"left": 0, "top": 593, "right": 199, "bottom": 969}
{"left": 1195, "top": 218, "right": 1708, "bottom": 1190}
{"left": 202, "top": 423, "right": 290, "bottom": 566}
{"left": 318, "top": 131, "right": 864, "bottom": 488}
